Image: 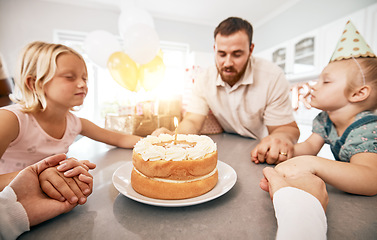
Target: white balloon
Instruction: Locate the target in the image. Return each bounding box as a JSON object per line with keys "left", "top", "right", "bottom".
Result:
{"left": 118, "top": 6, "right": 155, "bottom": 38}
{"left": 83, "top": 30, "right": 121, "bottom": 68}
{"left": 123, "top": 23, "right": 160, "bottom": 65}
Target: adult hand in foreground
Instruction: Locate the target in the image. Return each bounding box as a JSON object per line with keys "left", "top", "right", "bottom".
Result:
{"left": 9, "top": 153, "right": 92, "bottom": 226}
{"left": 260, "top": 167, "right": 328, "bottom": 211}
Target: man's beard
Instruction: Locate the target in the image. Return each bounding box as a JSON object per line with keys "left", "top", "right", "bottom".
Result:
{"left": 216, "top": 59, "right": 249, "bottom": 87}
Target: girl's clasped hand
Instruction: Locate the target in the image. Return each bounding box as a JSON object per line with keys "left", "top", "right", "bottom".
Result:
{"left": 39, "top": 155, "right": 96, "bottom": 204}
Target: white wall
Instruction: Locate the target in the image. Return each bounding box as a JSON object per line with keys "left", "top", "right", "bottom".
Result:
{"left": 0, "top": 0, "right": 213, "bottom": 77}
{"left": 253, "top": 0, "right": 377, "bottom": 53}
{"left": 1, "top": 0, "right": 376, "bottom": 76}
{"left": 155, "top": 18, "right": 213, "bottom": 53}
{"left": 0, "top": 0, "right": 112, "bottom": 75}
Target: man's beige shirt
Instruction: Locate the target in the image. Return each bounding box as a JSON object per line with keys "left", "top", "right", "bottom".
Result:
{"left": 187, "top": 56, "right": 295, "bottom": 140}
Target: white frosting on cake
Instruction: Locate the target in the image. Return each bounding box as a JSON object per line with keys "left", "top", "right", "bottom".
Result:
{"left": 165, "top": 145, "right": 187, "bottom": 161}
{"left": 134, "top": 134, "right": 217, "bottom": 161}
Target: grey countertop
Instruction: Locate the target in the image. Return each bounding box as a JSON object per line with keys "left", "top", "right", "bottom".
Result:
{"left": 19, "top": 133, "right": 377, "bottom": 239}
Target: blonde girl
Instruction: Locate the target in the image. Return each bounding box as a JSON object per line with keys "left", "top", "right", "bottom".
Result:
{"left": 0, "top": 41, "right": 141, "bottom": 201}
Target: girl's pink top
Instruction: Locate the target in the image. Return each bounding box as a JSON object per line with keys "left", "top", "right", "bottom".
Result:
{"left": 0, "top": 104, "right": 82, "bottom": 174}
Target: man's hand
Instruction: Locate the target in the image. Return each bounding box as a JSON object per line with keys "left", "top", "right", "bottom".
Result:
{"left": 251, "top": 132, "right": 294, "bottom": 164}
{"left": 251, "top": 122, "right": 299, "bottom": 164}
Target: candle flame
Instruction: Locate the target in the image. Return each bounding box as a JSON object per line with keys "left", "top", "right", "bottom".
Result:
{"left": 174, "top": 117, "right": 178, "bottom": 128}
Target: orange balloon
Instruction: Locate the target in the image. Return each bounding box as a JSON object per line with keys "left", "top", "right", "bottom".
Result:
{"left": 139, "top": 56, "right": 166, "bottom": 91}
{"left": 107, "top": 51, "right": 139, "bottom": 92}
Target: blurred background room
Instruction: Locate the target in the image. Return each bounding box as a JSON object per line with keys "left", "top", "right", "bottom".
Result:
{"left": 1, "top": 0, "right": 376, "bottom": 157}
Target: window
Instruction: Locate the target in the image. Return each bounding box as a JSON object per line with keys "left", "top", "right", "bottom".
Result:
{"left": 53, "top": 29, "right": 189, "bottom": 124}
{"left": 272, "top": 47, "right": 286, "bottom": 72}
{"left": 293, "top": 37, "right": 315, "bottom": 74}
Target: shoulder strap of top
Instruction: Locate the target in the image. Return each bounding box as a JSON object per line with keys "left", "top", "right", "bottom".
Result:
{"left": 324, "top": 114, "right": 333, "bottom": 136}
{"left": 339, "top": 114, "right": 377, "bottom": 145}
{"left": 330, "top": 114, "right": 377, "bottom": 161}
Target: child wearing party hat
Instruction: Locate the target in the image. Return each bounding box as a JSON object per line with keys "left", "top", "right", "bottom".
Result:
{"left": 274, "top": 21, "right": 377, "bottom": 196}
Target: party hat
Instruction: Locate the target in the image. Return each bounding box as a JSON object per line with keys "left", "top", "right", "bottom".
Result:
{"left": 330, "top": 20, "right": 376, "bottom": 62}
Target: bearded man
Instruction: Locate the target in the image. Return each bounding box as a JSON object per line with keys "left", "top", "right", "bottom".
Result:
{"left": 153, "top": 17, "right": 299, "bottom": 165}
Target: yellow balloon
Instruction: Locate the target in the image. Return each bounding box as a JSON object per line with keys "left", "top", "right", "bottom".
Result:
{"left": 157, "top": 49, "right": 164, "bottom": 58}
{"left": 107, "top": 51, "right": 139, "bottom": 92}
{"left": 139, "top": 56, "right": 166, "bottom": 91}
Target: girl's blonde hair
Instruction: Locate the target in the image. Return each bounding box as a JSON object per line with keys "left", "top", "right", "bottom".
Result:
{"left": 344, "top": 57, "right": 377, "bottom": 110}
{"left": 10, "top": 41, "right": 85, "bottom": 112}
{"left": 361, "top": 58, "right": 377, "bottom": 110}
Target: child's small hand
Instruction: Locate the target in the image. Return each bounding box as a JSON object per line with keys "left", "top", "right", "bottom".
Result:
{"left": 275, "top": 155, "right": 318, "bottom": 177}
{"left": 57, "top": 158, "right": 96, "bottom": 177}
{"left": 57, "top": 158, "right": 95, "bottom": 191}
{"left": 39, "top": 158, "right": 95, "bottom": 205}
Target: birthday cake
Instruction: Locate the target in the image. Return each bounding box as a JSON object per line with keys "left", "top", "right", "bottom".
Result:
{"left": 131, "top": 134, "right": 218, "bottom": 199}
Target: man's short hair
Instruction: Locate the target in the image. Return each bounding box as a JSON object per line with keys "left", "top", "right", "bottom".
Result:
{"left": 214, "top": 17, "right": 253, "bottom": 47}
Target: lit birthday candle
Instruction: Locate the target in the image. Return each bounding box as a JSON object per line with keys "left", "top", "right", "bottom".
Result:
{"left": 174, "top": 117, "right": 178, "bottom": 144}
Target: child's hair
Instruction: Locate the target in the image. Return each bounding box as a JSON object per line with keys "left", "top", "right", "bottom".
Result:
{"left": 344, "top": 57, "right": 377, "bottom": 110}
{"left": 10, "top": 41, "right": 85, "bottom": 112}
